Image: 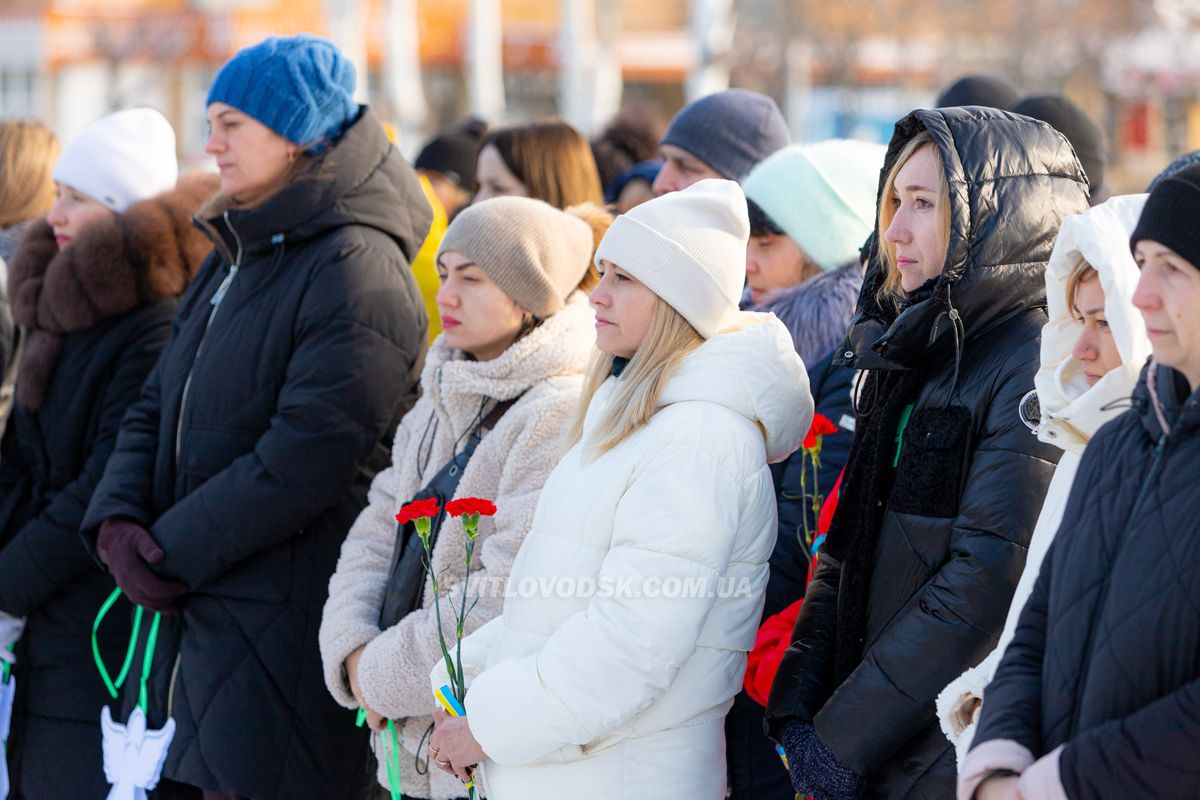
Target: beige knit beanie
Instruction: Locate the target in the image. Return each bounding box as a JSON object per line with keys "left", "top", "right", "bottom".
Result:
{"left": 593, "top": 178, "right": 748, "bottom": 338}
{"left": 437, "top": 196, "right": 594, "bottom": 317}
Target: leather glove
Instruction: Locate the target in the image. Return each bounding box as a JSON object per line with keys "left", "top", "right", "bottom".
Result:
{"left": 779, "top": 718, "right": 865, "bottom": 800}
{"left": 97, "top": 519, "right": 188, "bottom": 614}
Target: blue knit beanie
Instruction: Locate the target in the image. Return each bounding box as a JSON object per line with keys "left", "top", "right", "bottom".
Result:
{"left": 207, "top": 34, "right": 357, "bottom": 147}
{"left": 660, "top": 89, "right": 789, "bottom": 182}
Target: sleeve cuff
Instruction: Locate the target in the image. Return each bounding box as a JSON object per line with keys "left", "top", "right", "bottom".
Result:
{"left": 1018, "top": 745, "right": 1067, "bottom": 800}
{"left": 957, "top": 738, "right": 1035, "bottom": 800}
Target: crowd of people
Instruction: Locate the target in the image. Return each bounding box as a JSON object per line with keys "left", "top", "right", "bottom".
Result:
{"left": 0, "top": 32, "right": 1195, "bottom": 800}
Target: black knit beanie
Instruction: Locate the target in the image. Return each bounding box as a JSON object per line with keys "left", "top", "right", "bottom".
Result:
{"left": 1130, "top": 162, "right": 1200, "bottom": 269}
{"left": 414, "top": 116, "right": 488, "bottom": 191}
{"left": 1012, "top": 95, "right": 1105, "bottom": 193}
{"left": 935, "top": 74, "right": 1019, "bottom": 110}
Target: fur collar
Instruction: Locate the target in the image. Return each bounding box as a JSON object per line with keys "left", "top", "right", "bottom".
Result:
{"left": 8, "top": 172, "right": 219, "bottom": 409}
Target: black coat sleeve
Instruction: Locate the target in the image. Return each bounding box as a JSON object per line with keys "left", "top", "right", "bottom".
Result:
{"left": 0, "top": 313, "right": 171, "bottom": 615}
{"left": 812, "top": 352, "right": 1058, "bottom": 776}
{"left": 150, "top": 245, "right": 419, "bottom": 590}
{"left": 765, "top": 550, "right": 843, "bottom": 736}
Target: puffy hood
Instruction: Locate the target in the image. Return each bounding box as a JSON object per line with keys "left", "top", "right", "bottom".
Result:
{"left": 838, "top": 106, "right": 1091, "bottom": 371}
{"left": 1036, "top": 194, "right": 1151, "bottom": 453}
{"left": 658, "top": 311, "right": 812, "bottom": 462}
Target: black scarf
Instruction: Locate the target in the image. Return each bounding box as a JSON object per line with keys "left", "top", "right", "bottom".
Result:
{"left": 821, "top": 366, "right": 927, "bottom": 684}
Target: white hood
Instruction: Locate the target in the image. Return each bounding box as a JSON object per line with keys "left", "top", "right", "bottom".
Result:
{"left": 1036, "top": 194, "right": 1151, "bottom": 453}
{"left": 658, "top": 311, "right": 813, "bottom": 463}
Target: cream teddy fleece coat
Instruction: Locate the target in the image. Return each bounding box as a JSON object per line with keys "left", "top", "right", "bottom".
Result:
{"left": 319, "top": 294, "right": 594, "bottom": 798}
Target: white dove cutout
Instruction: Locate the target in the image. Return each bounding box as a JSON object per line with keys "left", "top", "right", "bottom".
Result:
{"left": 100, "top": 705, "right": 175, "bottom": 800}
{"left": 0, "top": 674, "right": 14, "bottom": 800}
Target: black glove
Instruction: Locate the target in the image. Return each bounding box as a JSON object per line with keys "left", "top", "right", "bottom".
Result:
{"left": 779, "top": 718, "right": 865, "bottom": 800}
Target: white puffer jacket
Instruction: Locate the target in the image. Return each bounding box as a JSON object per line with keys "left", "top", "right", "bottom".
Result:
{"left": 431, "top": 312, "right": 813, "bottom": 800}
{"left": 937, "top": 194, "right": 1151, "bottom": 763}
{"left": 319, "top": 294, "right": 595, "bottom": 798}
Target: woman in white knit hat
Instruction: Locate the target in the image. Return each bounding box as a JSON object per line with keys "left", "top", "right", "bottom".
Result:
{"left": 0, "top": 107, "right": 214, "bottom": 799}
{"left": 428, "top": 179, "right": 814, "bottom": 800}
{"left": 319, "top": 196, "right": 605, "bottom": 800}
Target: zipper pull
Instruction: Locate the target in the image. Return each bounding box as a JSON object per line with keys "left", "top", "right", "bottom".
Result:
{"left": 211, "top": 265, "right": 239, "bottom": 307}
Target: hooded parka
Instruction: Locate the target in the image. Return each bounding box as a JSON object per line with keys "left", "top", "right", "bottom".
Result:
{"left": 0, "top": 174, "right": 216, "bottom": 798}
{"left": 936, "top": 193, "right": 1152, "bottom": 762}
{"left": 765, "top": 106, "right": 1090, "bottom": 799}
{"left": 434, "top": 312, "right": 813, "bottom": 800}
{"left": 319, "top": 295, "right": 595, "bottom": 799}
{"left": 81, "top": 108, "right": 432, "bottom": 799}
{"left": 966, "top": 361, "right": 1200, "bottom": 798}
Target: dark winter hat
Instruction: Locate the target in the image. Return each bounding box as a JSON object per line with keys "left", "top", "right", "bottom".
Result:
{"left": 415, "top": 116, "right": 488, "bottom": 191}
{"left": 935, "top": 74, "right": 1019, "bottom": 110}
{"left": 660, "top": 89, "right": 789, "bottom": 182}
{"left": 1130, "top": 163, "right": 1200, "bottom": 270}
{"left": 1012, "top": 95, "right": 1104, "bottom": 193}
{"left": 1148, "top": 148, "right": 1200, "bottom": 192}
{"left": 207, "top": 34, "right": 357, "bottom": 148}
{"left": 604, "top": 159, "right": 662, "bottom": 204}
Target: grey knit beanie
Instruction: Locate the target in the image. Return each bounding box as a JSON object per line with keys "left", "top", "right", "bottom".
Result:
{"left": 660, "top": 89, "right": 789, "bottom": 181}
{"left": 438, "top": 196, "right": 594, "bottom": 317}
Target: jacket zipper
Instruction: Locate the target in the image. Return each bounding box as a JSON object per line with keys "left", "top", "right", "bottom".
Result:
{"left": 175, "top": 211, "right": 243, "bottom": 468}
{"left": 1067, "top": 431, "right": 1170, "bottom": 737}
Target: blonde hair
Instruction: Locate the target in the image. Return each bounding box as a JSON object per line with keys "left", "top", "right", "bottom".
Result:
{"left": 564, "top": 201, "right": 614, "bottom": 293}
{"left": 0, "top": 121, "right": 60, "bottom": 228}
{"left": 875, "top": 130, "right": 951, "bottom": 302}
{"left": 568, "top": 297, "right": 703, "bottom": 457}
{"left": 1065, "top": 255, "right": 1098, "bottom": 320}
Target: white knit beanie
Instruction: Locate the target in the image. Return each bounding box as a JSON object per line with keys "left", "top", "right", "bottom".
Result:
{"left": 594, "top": 178, "right": 748, "bottom": 338}
{"left": 53, "top": 108, "right": 178, "bottom": 214}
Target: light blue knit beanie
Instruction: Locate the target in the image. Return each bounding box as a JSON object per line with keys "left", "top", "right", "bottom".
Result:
{"left": 206, "top": 34, "right": 357, "bottom": 148}
{"left": 742, "top": 139, "right": 887, "bottom": 271}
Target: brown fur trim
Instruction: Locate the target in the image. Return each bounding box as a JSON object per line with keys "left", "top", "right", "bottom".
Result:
{"left": 8, "top": 171, "right": 220, "bottom": 409}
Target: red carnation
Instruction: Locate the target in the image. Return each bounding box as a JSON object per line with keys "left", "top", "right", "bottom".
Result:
{"left": 803, "top": 414, "right": 839, "bottom": 450}
{"left": 395, "top": 498, "right": 441, "bottom": 525}
{"left": 445, "top": 498, "right": 497, "bottom": 518}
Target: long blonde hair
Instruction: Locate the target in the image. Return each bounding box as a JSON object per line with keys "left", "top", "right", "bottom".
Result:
{"left": 0, "top": 121, "right": 60, "bottom": 228}
{"left": 875, "top": 130, "right": 950, "bottom": 302}
{"left": 568, "top": 297, "right": 702, "bottom": 457}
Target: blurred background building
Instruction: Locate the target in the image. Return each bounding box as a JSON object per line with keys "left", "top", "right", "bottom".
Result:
{"left": 0, "top": 0, "right": 1197, "bottom": 190}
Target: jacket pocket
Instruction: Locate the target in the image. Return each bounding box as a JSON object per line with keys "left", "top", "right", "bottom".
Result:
{"left": 889, "top": 406, "right": 972, "bottom": 518}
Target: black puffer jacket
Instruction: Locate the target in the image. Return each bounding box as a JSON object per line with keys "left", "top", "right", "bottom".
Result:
{"left": 766, "top": 107, "right": 1089, "bottom": 799}
{"left": 0, "top": 175, "right": 215, "bottom": 799}
{"left": 82, "top": 109, "right": 431, "bottom": 798}
{"left": 973, "top": 361, "right": 1200, "bottom": 798}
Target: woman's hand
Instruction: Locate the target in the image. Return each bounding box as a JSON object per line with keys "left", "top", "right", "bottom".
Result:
{"left": 345, "top": 645, "right": 387, "bottom": 731}
{"left": 430, "top": 707, "right": 486, "bottom": 786}
{"left": 976, "top": 775, "right": 1023, "bottom": 800}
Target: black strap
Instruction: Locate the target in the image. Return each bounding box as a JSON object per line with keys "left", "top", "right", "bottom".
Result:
{"left": 377, "top": 396, "right": 520, "bottom": 629}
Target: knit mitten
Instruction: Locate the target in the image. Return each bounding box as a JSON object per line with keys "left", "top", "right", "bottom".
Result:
{"left": 779, "top": 718, "right": 865, "bottom": 800}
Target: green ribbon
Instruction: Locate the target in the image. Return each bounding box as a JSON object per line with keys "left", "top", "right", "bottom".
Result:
{"left": 356, "top": 708, "right": 403, "bottom": 799}
{"left": 91, "top": 586, "right": 161, "bottom": 714}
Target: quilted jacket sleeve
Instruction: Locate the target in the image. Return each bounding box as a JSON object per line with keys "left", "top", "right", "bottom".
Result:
{"left": 813, "top": 350, "right": 1058, "bottom": 776}
{"left": 352, "top": 391, "right": 577, "bottom": 720}
{"left": 462, "top": 422, "right": 751, "bottom": 767}
{"left": 148, "top": 244, "right": 418, "bottom": 589}
{"left": 318, "top": 404, "right": 415, "bottom": 710}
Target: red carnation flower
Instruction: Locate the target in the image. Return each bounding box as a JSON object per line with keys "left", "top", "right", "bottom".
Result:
{"left": 445, "top": 498, "right": 498, "bottom": 518}
{"left": 395, "top": 498, "right": 441, "bottom": 525}
{"left": 803, "top": 414, "right": 839, "bottom": 450}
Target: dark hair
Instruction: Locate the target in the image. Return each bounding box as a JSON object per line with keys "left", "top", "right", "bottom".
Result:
{"left": 747, "top": 199, "right": 785, "bottom": 237}
{"left": 591, "top": 106, "right": 665, "bottom": 189}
